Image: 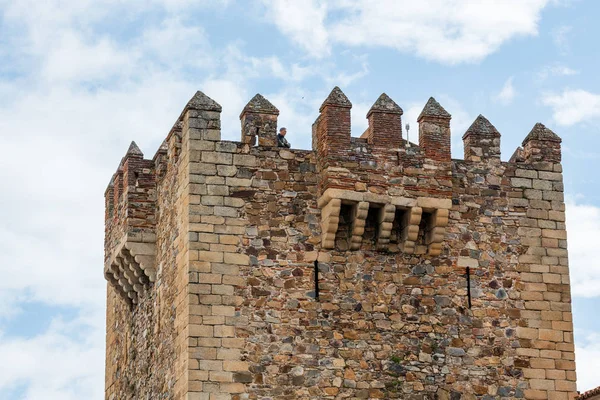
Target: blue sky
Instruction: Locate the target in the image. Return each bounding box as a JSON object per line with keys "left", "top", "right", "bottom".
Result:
{"left": 1, "top": 0, "right": 600, "bottom": 398}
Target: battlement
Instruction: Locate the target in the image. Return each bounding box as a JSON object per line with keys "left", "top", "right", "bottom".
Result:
{"left": 103, "top": 87, "right": 575, "bottom": 400}
{"left": 105, "top": 87, "right": 563, "bottom": 296}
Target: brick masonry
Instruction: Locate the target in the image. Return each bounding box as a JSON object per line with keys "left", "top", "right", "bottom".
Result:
{"left": 104, "top": 87, "right": 577, "bottom": 399}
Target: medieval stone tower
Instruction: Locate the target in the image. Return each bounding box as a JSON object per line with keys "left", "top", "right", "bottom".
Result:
{"left": 104, "top": 87, "right": 577, "bottom": 400}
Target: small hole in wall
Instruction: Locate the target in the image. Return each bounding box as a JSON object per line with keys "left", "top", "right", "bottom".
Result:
{"left": 416, "top": 211, "right": 434, "bottom": 246}
{"left": 466, "top": 267, "right": 472, "bottom": 309}
{"left": 363, "top": 205, "right": 381, "bottom": 247}
{"left": 390, "top": 208, "right": 408, "bottom": 245}
{"left": 334, "top": 204, "right": 353, "bottom": 250}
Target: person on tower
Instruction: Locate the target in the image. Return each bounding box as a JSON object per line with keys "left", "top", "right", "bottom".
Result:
{"left": 277, "top": 127, "right": 291, "bottom": 148}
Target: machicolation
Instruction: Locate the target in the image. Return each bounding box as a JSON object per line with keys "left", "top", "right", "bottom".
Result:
{"left": 104, "top": 87, "right": 576, "bottom": 400}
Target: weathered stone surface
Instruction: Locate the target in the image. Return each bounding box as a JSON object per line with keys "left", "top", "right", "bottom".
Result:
{"left": 418, "top": 96, "right": 451, "bottom": 120}
{"left": 463, "top": 114, "right": 500, "bottom": 139}
{"left": 186, "top": 90, "right": 222, "bottom": 112}
{"left": 126, "top": 140, "right": 144, "bottom": 156}
{"left": 104, "top": 88, "right": 575, "bottom": 400}
{"left": 366, "top": 93, "right": 403, "bottom": 116}
{"left": 319, "top": 86, "right": 352, "bottom": 111}
{"left": 463, "top": 114, "right": 500, "bottom": 162}
{"left": 522, "top": 123, "right": 563, "bottom": 163}
{"left": 523, "top": 123, "right": 562, "bottom": 144}
{"left": 241, "top": 93, "right": 279, "bottom": 116}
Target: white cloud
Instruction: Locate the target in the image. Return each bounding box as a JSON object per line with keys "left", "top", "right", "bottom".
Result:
{"left": 1, "top": 0, "right": 226, "bottom": 87}
{"left": 552, "top": 24, "right": 572, "bottom": 55}
{"left": 138, "top": 17, "right": 212, "bottom": 69}
{"left": 350, "top": 101, "right": 371, "bottom": 138}
{"left": 0, "top": 312, "right": 105, "bottom": 400}
{"left": 575, "top": 331, "right": 600, "bottom": 392}
{"left": 219, "top": 43, "right": 319, "bottom": 83}
{"left": 263, "top": 0, "right": 551, "bottom": 64}
{"left": 566, "top": 198, "right": 600, "bottom": 298}
{"left": 537, "top": 64, "right": 579, "bottom": 81}
{"left": 261, "top": 0, "right": 330, "bottom": 58}
{"left": 323, "top": 54, "right": 369, "bottom": 87}
{"left": 41, "top": 31, "right": 135, "bottom": 84}
{"left": 493, "top": 77, "right": 517, "bottom": 105}
{"left": 202, "top": 78, "right": 249, "bottom": 141}
{"left": 542, "top": 89, "right": 600, "bottom": 126}
{"left": 403, "top": 103, "right": 422, "bottom": 145}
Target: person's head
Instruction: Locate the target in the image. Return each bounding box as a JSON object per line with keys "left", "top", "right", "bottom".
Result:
{"left": 279, "top": 127, "right": 287, "bottom": 136}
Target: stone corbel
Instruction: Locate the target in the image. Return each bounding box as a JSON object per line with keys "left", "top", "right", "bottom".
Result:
{"left": 114, "top": 258, "right": 137, "bottom": 304}
{"left": 105, "top": 234, "right": 157, "bottom": 305}
{"left": 125, "top": 241, "right": 157, "bottom": 283}
{"left": 320, "top": 198, "right": 342, "bottom": 249}
{"left": 123, "top": 250, "right": 149, "bottom": 289}
{"left": 104, "top": 264, "right": 132, "bottom": 305}
{"left": 376, "top": 204, "right": 396, "bottom": 250}
{"left": 400, "top": 206, "right": 422, "bottom": 254}
{"left": 116, "top": 255, "right": 138, "bottom": 294}
{"left": 425, "top": 209, "right": 449, "bottom": 256}
{"left": 350, "top": 201, "right": 369, "bottom": 250}
{"left": 122, "top": 252, "right": 146, "bottom": 295}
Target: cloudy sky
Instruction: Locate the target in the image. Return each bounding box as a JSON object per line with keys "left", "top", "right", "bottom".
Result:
{"left": 1, "top": 0, "right": 599, "bottom": 397}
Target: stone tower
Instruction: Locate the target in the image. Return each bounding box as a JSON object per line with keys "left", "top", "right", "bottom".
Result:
{"left": 104, "top": 88, "right": 577, "bottom": 399}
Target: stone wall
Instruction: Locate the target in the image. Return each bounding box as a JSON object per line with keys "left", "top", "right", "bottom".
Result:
{"left": 104, "top": 87, "right": 577, "bottom": 399}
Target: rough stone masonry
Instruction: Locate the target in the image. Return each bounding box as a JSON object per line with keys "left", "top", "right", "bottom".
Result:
{"left": 104, "top": 87, "right": 577, "bottom": 400}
